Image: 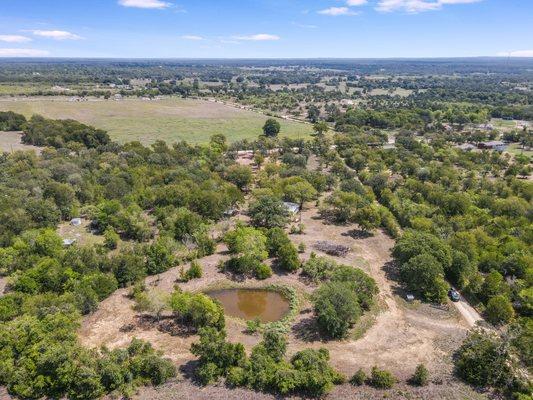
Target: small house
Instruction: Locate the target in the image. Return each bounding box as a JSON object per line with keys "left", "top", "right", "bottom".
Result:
{"left": 63, "top": 238, "right": 76, "bottom": 246}
{"left": 70, "top": 218, "right": 82, "bottom": 226}
{"left": 478, "top": 141, "right": 507, "bottom": 152}
{"left": 283, "top": 202, "right": 300, "bottom": 215}
{"left": 456, "top": 143, "right": 477, "bottom": 151}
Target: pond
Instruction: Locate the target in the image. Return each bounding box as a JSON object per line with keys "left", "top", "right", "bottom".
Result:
{"left": 206, "top": 288, "right": 290, "bottom": 323}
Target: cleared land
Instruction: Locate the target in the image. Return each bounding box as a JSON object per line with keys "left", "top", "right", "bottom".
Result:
{"left": 0, "top": 131, "right": 41, "bottom": 153}
{"left": 80, "top": 205, "right": 483, "bottom": 399}
{"left": 0, "top": 97, "right": 312, "bottom": 144}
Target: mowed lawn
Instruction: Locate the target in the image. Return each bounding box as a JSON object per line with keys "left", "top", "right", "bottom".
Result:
{"left": 0, "top": 97, "right": 312, "bottom": 144}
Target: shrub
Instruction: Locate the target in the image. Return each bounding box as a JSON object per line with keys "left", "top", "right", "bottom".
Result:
{"left": 485, "top": 295, "right": 515, "bottom": 326}
{"left": 277, "top": 243, "right": 300, "bottom": 272}
{"left": 224, "top": 226, "right": 268, "bottom": 261}
{"left": 350, "top": 368, "right": 366, "bottom": 386}
{"left": 224, "top": 255, "right": 271, "bottom": 279}
{"left": 331, "top": 265, "right": 378, "bottom": 310}
{"left": 263, "top": 328, "right": 287, "bottom": 362}
{"left": 263, "top": 118, "right": 281, "bottom": 137}
{"left": 399, "top": 252, "right": 448, "bottom": 303}
{"left": 410, "top": 364, "right": 429, "bottom": 386}
{"left": 191, "top": 327, "right": 247, "bottom": 384}
{"left": 455, "top": 330, "right": 510, "bottom": 387}
{"left": 290, "top": 348, "right": 345, "bottom": 396}
{"left": 298, "top": 242, "right": 306, "bottom": 253}
{"left": 170, "top": 290, "right": 225, "bottom": 331}
{"left": 246, "top": 318, "right": 262, "bottom": 334}
{"left": 249, "top": 196, "right": 289, "bottom": 229}
{"left": 103, "top": 227, "right": 119, "bottom": 249}
{"left": 184, "top": 260, "right": 203, "bottom": 281}
{"left": 255, "top": 263, "right": 273, "bottom": 279}
{"left": 313, "top": 281, "right": 361, "bottom": 339}
{"left": 302, "top": 253, "right": 338, "bottom": 282}
{"left": 266, "top": 227, "right": 291, "bottom": 257}
{"left": 369, "top": 366, "right": 396, "bottom": 389}
{"left": 226, "top": 366, "right": 247, "bottom": 387}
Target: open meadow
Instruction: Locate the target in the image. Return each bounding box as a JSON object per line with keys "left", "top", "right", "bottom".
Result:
{"left": 0, "top": 97, "right": 312, "bottom": 145}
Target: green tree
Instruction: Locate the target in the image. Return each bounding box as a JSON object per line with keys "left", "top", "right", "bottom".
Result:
{"left": 410, "top": 364, "right": 429, "bottom": 386}
{"left": 249, "top": 196, "right": 289, "bottom": 229}
{"left": 399, "top": 253, "right": 448, "bottom": 303}
{"left": 313, "top": 281, "right": 361, "bottom": 339}
{"left": 277, "top": 242, "right": 300, "bottom": 272}
{"left": 224, "top": 225, "right": 268, "bottom": 261}
{"left": 226, "top": 165, "right": 253, "bottom": 191}
{"left": 351, "top": 205, "right": 382, "bottom": 233}
{"left": 485, "top": 295, "right": 515, "bottom": 325}
{"left": 263, "top": 119, "right": 281, "bottom": 137}
{"left": 284, "top": 180, "right": 317, "bottom": 209}
{"left": 369, "top": 366, "right": 396, "bottom": 389}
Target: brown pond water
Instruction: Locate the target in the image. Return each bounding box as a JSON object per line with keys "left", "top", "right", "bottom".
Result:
{"left": 206, "top": 289, "right": 290, "bottom": 323}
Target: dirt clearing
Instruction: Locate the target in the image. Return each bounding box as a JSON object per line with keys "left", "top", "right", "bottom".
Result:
{"left": 79, "top": 205, "right": 482, "bottom": 399}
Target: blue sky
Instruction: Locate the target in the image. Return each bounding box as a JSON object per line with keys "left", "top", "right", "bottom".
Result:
{"left": 0, "top": 0, "right": 531, "bottom": 58}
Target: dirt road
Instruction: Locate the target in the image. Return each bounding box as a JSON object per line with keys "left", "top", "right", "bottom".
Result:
{"left": 451, "top": 290, "right": 483, "bottom": 327}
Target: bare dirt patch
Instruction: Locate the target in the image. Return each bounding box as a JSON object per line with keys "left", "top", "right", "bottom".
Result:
{"left": 57, "top": 218, "right": 104, "bottom": 247}
{"left": 79, "top": 205, "right": 481, "bottom": 399}
{"left": 0, "top": 131, "right": 41, "bottom": 154}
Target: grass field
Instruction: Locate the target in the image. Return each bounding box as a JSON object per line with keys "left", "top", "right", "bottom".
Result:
{"left": 506, "top": 143, "right": 533, "bottom": 158}
{"left": 0, "top": 97, "right": 312, "bottom": 144}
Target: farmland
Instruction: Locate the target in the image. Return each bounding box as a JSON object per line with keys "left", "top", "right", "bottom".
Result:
{"left": 0, "top": 97, "right": 312, "bottom": 144}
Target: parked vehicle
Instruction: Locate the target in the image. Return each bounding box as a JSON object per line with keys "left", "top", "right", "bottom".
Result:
{"left": 448, "top": 288, "right": 460, "bottom": 302}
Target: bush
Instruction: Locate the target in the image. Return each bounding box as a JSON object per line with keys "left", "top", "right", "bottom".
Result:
{"left": 313, "top": 281, "right": 361, "bottom": 339}
{"left": 103, "top": 227, "right": 119, "bottom": 249}
{"left": 263, "top": 118, "right": 281, "bottom": 137}
{"left": 184, "top": 260, "right": 203, "bottom": 281}
{"left": 191, "top": 327, "right": 247, "bottom": 384}
{"left": 245, "top": 318, "right": 262, "bottom": 334}
{"left": 410, "top": 364, "right": 429, "bottom": 386}
{"left": 485, "top": 295, "right": 515, "bottom": 325}
{"left": 302, "top": 253, "right": 337, "bottom": 282}
{"left": 255, "top": 263, "right": 273, "bottom": 279}
{"left": 226, "top": 366, "right": 247, "bottom": 387}
{"left": 331, "top": 265, "right": 378, "bottom": 310}
{"left": 455, "top": 330, "right": 510, "bottom": 387}
{"left": 277, "top": 243, "right": 300, "bottom": 272}
{"left": 224, "top": 226, "right": 268, "bottom": 261}
{"left": 350, "top": 368, "right": 366, "bottom": 386}
{"left": 399, "top": 252, "right": 448, "bottom": 303}
{"left": 224, "top": 255, "right": 271, "bottom": 279}
{"left": 170, "top": 290, "right": 225, "bottom": 331}
{"left": 266, "top": 227, "right": 291, "bottom": 257}
{"left": 249, "top": 196, "right": 289, "bottom": 229}
{"left": 369, "top": 366, "right": 396, "bottom": 389}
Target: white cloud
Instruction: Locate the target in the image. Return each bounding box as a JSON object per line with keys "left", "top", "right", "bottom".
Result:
{"left": 497, "top": 50, "right": 533, "bottom": 57}
{"left": 118, "top": 0, "right": 171, "bottom": 8}
{"left": 318, "top": 6, "right": 359, "bottom": 15}
{"left": 180, "top": 35, "right": 204, "bottom": 40}
{"left": 292, "top": 22, "right": 318, "bottom": 29}
{"left": 0, "top": 48, "right": 50, "bottom": 57}
{"left": 32, "top": 30, "right": 82, "bottom": 40}
{"left": 439, "top": 0, "right": 481, "bottom": 3}
{"left": 376, "top": 0, "right": 482, "bottom": 13}
{"left": 346, "top": 0, "right": 368, "bottom": 5}
{"left": 232, "top": 34, "right": 280, "bottom": 41}
{"left": 0, "top": 35, "right": 32, "bottom": 43}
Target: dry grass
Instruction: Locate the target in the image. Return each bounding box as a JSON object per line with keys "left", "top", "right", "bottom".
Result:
{"left": 0, "top": 131, "right": 41, "bottom": 154}
{"left": 57, "top": 218, "right": 104, "bottom": 247}
{"left": 0, "top": 97, "right": 312, "bottom": 145}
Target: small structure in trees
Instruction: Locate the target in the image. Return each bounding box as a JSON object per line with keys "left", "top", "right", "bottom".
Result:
{"left": 70, "top": 218, "right": 82, "bottom": 226}
{"left": 314, "top": 241, "right": 350, "bottom": 257}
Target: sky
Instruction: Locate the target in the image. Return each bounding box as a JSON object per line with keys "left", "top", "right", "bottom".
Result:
{"left": 0, "top": 0, "right": 532, "bottom": 58}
